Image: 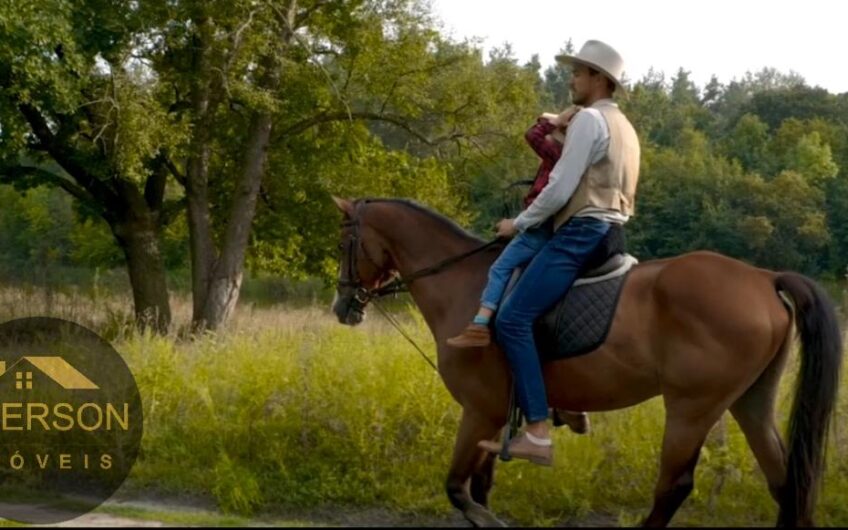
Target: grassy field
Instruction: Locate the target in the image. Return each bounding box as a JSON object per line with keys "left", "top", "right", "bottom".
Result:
{"left": 0, "top": 283, "right": 847, "bottom": 527}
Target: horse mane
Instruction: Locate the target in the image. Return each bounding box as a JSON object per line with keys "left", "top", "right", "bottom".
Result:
{"left": 355, "top": 198, "right": 485, "bottom": 244}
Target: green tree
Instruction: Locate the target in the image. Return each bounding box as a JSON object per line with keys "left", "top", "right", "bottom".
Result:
{"left": 139, "top": 0, "right": 543, "bottom": 329}
{"left": 744, "top": 85, "right": 840, "bottom": 130}
{"left": 620, "top": 69, "right": 673, "bottom": 145}
{"left": 670, "top": 68, "right": 699, "bottom": 106}
{"left": 251, "top": 40, "right": 545, "bottom": 278}
{"left": 720, "top": 113, "right": 769, "bottom": 173}
{"left": 0, "top": 0, "right": 186, "bottom": 332}
{"left": 1, "top": 0, "right": 543, "bottom": 331}
{"left": 542, "top": 40, "right": 575, "bottom": 109}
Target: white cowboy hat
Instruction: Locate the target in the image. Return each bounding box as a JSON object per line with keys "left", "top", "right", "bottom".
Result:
{"left": 555, "top": 40, "right": 627, "bottom": 94}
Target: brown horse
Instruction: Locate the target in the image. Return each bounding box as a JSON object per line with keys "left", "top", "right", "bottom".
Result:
{"left": 330, "top": 197, "right": 842, "bottom": 527}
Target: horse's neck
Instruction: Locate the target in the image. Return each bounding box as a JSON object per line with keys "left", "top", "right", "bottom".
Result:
{"left": 390, "top": 230, "right": 479, "bottom": 278}
{"left": 381, "top": 212, "right": 491, "bottom": 337}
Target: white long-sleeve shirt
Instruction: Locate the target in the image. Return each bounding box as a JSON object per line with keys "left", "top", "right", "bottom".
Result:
{"left": 513, "top": 99, "right": 629, "bottom": 232}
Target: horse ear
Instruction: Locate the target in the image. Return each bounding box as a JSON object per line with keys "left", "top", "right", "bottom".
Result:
{"left": 331, "top": 196, "right": 354, "bottom": 217}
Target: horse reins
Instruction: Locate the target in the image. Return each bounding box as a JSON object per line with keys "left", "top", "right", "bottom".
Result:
{"left": 337, "top": 200, "right": 504, "bottom": 371}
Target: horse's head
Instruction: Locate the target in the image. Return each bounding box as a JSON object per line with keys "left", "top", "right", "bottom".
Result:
{"left": 331, "top": 197, "right": 399, "bottom": 326}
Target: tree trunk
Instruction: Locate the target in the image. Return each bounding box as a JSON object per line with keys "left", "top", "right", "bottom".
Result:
{"left": 186, "top": 137, "right": 216, "bottom": 322}
{"left": 111, "top": 212, "right": 172, "bottom": 333}
{"left": 186, "top": 45, "right": 281, "bottom": 331}
{"left": 199, "top": 270, "right": 244, "bottom": 330}
{"left": 182, "top": 11, "right": 286, "bottom": 331}
{"left": 6, "top": 54, "right": 176, "bottom": 336}
{"left": 197, "top": 110, "right": 274, "bottom": 330}
{"left": 185, "top": 14, "right": 218, "bottom": 325}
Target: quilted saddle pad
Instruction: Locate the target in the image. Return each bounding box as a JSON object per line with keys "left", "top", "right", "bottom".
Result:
{"left": 499, "top": 254, "right": 636, "bottom": 361}
{"left": 532, "top": 270, "right": 631, "bottom": 361}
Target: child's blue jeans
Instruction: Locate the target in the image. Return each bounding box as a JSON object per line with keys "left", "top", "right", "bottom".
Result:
{"left": 479, "top": 220, "right": 553, "bottom": 311}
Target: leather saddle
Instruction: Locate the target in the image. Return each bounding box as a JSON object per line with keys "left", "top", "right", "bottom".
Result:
{"left": 501, "top": 223, "right": 636, "bottom": 360}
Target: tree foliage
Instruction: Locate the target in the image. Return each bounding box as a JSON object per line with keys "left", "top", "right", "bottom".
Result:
{"left": 2, "top": 0, "right": 848, "bottom": 328}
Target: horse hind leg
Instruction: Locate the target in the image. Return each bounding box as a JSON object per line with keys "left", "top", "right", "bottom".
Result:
{"left": 447, "top": 409, "right": 506, "bottom": 527}
{"left": 642, "top": 406, "right": 726, "bottom": 527}
{"left": 729, "top": 338, "right": 791, "bottom": 509}
{"left": 730, "top": 402, "right": 786, "bottom": 505}
{"left": 644, "top": 332, "right": 791, "bottom": 528}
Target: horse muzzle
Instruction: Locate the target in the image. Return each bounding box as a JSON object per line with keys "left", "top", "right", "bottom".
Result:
{"left": 332, "top": 292, "right": 367, "bottom": 326}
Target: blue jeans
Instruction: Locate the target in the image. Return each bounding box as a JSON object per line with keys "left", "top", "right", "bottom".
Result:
{"left": 480, "top": 221, "right": 552, "bottom": 311}
{"left": 495, "top": 217, "right": 612, "bottom": 423}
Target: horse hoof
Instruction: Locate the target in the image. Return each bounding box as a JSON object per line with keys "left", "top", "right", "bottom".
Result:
{"left": 464, "top": 505, "right": 507, "bottom": 527}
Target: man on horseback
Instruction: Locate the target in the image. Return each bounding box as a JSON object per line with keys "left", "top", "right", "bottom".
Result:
{"left": 471, "top": 40, "right": 641, "bottom": 466}
{"left": 445, "top": 107, "right": 579, "bottom": 350}
{"left": 332, "top": 40, "right": 840, "bottom": 522}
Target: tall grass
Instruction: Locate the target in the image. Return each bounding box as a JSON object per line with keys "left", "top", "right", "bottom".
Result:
{"left": 1, "top": 284, "right": 847, "bottom": 526}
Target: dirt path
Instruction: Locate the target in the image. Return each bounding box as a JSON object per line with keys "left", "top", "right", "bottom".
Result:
{"left": 13, "top": 492, "right": 619, "bottom": 527}
{"left": 26, "top": 496, "right": 474, "bottom": 527}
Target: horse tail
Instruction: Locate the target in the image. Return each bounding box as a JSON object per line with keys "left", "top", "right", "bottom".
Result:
{"left": 774, "top": 272, "right": 843, "bottom": 526}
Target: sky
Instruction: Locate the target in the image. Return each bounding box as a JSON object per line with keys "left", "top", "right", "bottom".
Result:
{"left": 428, "top": 0, "right": 848, "bottom": 94}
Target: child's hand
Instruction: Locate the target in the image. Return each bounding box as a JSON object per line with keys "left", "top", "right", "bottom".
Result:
{"left": 556, "top": 105, "right": 582, "bottom": 128}
{"left": 539, "top": 112, "right": 559, "bottom": 125}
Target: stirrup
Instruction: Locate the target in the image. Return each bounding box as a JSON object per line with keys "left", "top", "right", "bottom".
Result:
{"left": 498, "top": 384, "right": 523, "bottom": 462}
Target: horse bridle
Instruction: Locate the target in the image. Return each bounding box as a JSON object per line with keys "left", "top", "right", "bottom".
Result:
{"left": 336, "top": 205, "right": 402, "bottom": 313}
{"left": 336, "top": 200, "right": 504, "bottom": 312}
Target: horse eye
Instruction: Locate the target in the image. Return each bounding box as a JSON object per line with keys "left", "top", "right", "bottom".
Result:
{"left": 337, "top": 243, "right": 345, "bottom": 251}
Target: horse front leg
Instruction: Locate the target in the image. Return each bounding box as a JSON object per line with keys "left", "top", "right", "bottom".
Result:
{"left": 470, "top": 449, "right": 497, "bottom": 508}
{"left": 446, "top": 408, "right": 506, "bottom": 527}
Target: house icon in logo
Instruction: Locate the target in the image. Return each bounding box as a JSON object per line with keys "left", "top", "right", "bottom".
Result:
{"left": 0, "top": 357, "right": 99, "bottom": 391}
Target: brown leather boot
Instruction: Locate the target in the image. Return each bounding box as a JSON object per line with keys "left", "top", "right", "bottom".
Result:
{"left": 446, "top": 323, "right": 491, "bottom": 348}
{"left": 478, "top": 432, "right": 554, "bottom": 466}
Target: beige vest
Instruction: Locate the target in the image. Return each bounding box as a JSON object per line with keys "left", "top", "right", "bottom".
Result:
{"left": 553, "top": 103, "right": 641, "bottom": 230}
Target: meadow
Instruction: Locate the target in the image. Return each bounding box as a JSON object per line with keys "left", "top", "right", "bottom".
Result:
{"left": 0, "top": 282, "right": 847, "bottom": 527}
